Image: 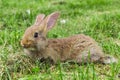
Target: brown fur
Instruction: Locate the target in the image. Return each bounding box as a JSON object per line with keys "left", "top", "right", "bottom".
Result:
{"left": 21, "top": 12, "right": 117, "bottom": 64}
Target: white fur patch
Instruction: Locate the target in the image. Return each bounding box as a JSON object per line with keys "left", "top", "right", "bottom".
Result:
{"left": 103, "top": 56, "right": 118, "bottom": 64}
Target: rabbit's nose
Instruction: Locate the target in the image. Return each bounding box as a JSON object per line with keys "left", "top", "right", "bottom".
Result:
{"left": 21, "top": 42, "right": 25, "bottom": 48}
{"left": 21, "top": 43, "right": 29, "bottom": 48}
{"left": 20, "top": 40, "right": 24, "bottom": 46}
{"left": 21, "top": 41, "right": 29, "bottom": 48}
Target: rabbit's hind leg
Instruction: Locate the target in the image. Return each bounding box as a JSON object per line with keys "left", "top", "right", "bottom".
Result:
{"left": 76, "top": 48, "right": 105, "bottom": 64}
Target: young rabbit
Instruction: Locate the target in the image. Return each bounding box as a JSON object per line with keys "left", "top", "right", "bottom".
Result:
{"left": 21, "top": 12, "right": 117, "bottom": 64}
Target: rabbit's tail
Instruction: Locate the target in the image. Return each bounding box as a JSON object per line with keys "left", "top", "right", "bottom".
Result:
{"left": 100, "top": 55, "right": 118, "bottom": 64}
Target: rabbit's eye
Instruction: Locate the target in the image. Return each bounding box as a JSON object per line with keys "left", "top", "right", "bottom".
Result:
{"left": 34, "top": 32, "right": 38, "bottom": 38}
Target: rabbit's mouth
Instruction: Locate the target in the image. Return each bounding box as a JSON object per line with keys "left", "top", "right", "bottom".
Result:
{"left": 23, "top": 46, "right": 37, "bottom": 51}
{"left": 27, "top": 47, "right": 36, "bottom": 51}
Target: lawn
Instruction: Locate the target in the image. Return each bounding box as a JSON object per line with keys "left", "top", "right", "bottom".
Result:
{"left": 0, "top": 0, "right": 120, "bottom": 80}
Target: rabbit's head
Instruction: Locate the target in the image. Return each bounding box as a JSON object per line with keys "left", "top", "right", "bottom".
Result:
{"left": 21, "top": 12, "right": 60, "bottom": 50}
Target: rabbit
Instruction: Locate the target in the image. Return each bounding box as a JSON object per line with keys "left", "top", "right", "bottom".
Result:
{"left": 20, "top": 12, "right": 117, "bottom": 64}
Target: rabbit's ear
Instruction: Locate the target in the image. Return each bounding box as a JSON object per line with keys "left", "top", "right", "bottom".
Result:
{"left": 34, "top": 14, "right": 45, "bottom": 25}
{"left": 45, "top": 12, "right": 60, "bottom": 30}
{"left": 38, "top": 12, "right": 60, "bottom": 35}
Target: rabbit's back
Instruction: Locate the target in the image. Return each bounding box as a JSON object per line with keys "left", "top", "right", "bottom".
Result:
{"left": 70, "top": 34, "right": 104, "bottom": 63}
{"left": 47, "top": 34, "right": 104, "bottom": 63}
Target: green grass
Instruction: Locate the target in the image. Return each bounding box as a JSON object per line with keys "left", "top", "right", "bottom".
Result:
{"left": 0, "top": 0, "right": 120, "bottom": 80}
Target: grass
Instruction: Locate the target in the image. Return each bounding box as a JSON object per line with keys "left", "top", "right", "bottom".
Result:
{"left": 0, "top": 0, "right": 120, "bottom": 80}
